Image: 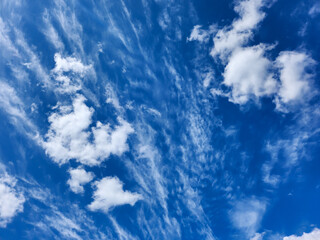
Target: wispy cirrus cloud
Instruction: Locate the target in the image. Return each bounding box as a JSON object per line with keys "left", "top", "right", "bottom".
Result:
{"left": 230, "top": 197, "right": 267, "bottom": 238}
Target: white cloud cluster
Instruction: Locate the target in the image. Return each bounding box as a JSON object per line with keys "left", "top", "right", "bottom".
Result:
{"left": 53, "top": 53, "right": 91, "bottom": 75}
{"left": 51, "top": 53, "right": 92, "bottom": 93}
{"left": 67, "top": 168, "right": 94, "bottom": 194}
{"left": 205, "top": 0, "right": 316, "bottom": 108}
{"left": 223, "top": 45, "right": 277, "bottom": 104}
{"left": 0, "top": 172, "right": 25, "bottom": 227}
{"left": 275, "top": 51, "right": 315, "bottom": 108}
{"left": 211, "top": 0, "right": 266, "bottom": 61}
{"left": 283, "top": 228, "right": 320, "bottom": 240}
{"left": 230, "top": 197, "right": 266, "bottom": 237}
{"left": 88, "top": 177, "right": 142, "bottom": 213}
{"left": 43, "top": 95, "right": 134, "bottom": 166}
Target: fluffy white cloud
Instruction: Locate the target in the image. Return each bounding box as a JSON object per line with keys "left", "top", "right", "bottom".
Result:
{"left": 67, "top": 168, "right": 94, "bottom": 194}
{"left": 211, "top": 0, "right": 266, "bottom": 61}
{"left": 0, "top": 172, "right": 25, "bottom": 227}
{"left": 53, "top": 53, "right": 91, "bottom": 75}
{"left": 275, "top": 51, "right": 315, "bottom": 105}
{"left": 51, "top": 53, "right": 92, "bottom": 93}
{"left": 43, "top": 95, "right": 134, "bottom": 166}
{"left": 88, "top": 177, "right": 142, "bottom": 213}
{"left": 223, "top": 45, "right": 277, "bottom": 104}
{"left": 230, "top": 197, "right": 266, "bottom": 237}
{"left": 209, "top": 0, "right": 278, "bottom": 105}
{"left": 283, "top": 228, "right": 320, "bottom": 240}
{"left": 208, "top": 0, "right": 316, "bottom": 108}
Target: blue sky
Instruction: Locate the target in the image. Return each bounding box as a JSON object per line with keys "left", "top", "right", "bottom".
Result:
{"left": 0, "top": 0, "right": 319, "bottom": 239}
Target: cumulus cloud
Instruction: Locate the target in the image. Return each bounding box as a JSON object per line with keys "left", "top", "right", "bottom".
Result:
{"left": 0, "top": 172, "right": 25, "bottom": 227}
{"left": 88, "top": 177, "right": 142, "bottom": 213}
{"left": 275, "top": 51, "right": 315, "bottom": 107}
{"left": 208, "top": 0, "right": 317, "bottom": 108}
{"left": 283, "top": 228, "right": 320, "bottom": 240}
{"left": 43, "top": 95, "right": 134, "bottom": 166}
{"left": 209, "top": 0, "right": 276, "bottom": 104}
{"left": 230, "top": 197, "right": 267, "bottom": 237}
{"left": 223, "top": 45, "right": 277, "bottom": 104}
{"left": 211, "top": 0, "right": 266, "bottom": 61}
{"left": 67, "top": 168, "right": 94, "bottom": 194}
{"left": 52, "top": 53, "right": 91, "bottom": 75}
{"left": 51, "top": 53, "right": 92, "bottom": 93}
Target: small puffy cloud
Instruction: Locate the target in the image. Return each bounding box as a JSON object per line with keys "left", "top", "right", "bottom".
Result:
{"left": 203, "top": 71, "right": 215, "bottom": 88}
{"left": 0, "top": 172, "right": 25, "bottom": 227}
{"left": 187, "top": 25, "right": 216, "bottom": 43}
{"left": 88, "top": 177, "right": 142, "bottom": 213}
{"left": 223, "top": 46, "right": 277, "bottom": 104}
{"left": 43, "top": 95, "right": 134, "bottom": 166}
{"left": 230, "top": 197, "right": 267, "bottom": 237}
{"left": 51, "top": 53, "right": 92, "bottom": 93}
{"left": 52, "top": 53, "right": 91, "bottom": 75}
{"left": 211, "top": 0, "right": 266, "bottom": 61}
{"left": 67, "top": 168, "right": 94, "bottom": 194}
{"left": 283, "top": 228, "right": 320, "bottom": 240}
{"left": 275, "top": 51, "right": 315, "bottom": 107}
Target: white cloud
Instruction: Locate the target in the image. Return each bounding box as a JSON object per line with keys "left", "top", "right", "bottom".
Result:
{"left": 208, "top": 0, "right": 279, "bottom": 105}
{"left": 67, "top": 168, "right": 94, "bottom": 194}
{"left": 42, "top": 9, "right": 64, "bottom": 50}
{"left": 207, "top": 0, "right": 317, "bottom": 108}
{"left": 88, "top": 177, "right": 142, "bottom": 213}
{"left": 275, "top": 51, "right": 315, "bottom": 106}
{"left": 52, "top": 53, "right": 91, "bottom": 75}
{"left": 230, "top": 197, "right": 267, "bottom": 237}
{"left": 0, "top": 81, "right": 37, "bottom": 137}
{"left": 43, "top": 95, "right": 134, "bottom": 166}
{"left": 187, "top": 25, "right": 216, "bottom": 43}
{"left": 0, "top": 172, "right": 25, "bottom": 227}
{"left": 223, "top": 45, "right": 277, "bottom": 104}
{"left": 211, "top": 0, "right": 267, "bottom": 61}
{"left": 51, "top": 53, "right": 93, "bottom": 93}
{"left": 52, "top": 0, "right": 84, "bottom": 54}
{"left": 105, "top": 83, "right": 122, "bottom": 111}
{"left": 283, "top": 228, "right": 320, "bottom": 240}
{"left": 0, "top": 18, "right": 19, "bottom": 56}
{"left": 203, "top": 71, "right": 215, "bottom": 88}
